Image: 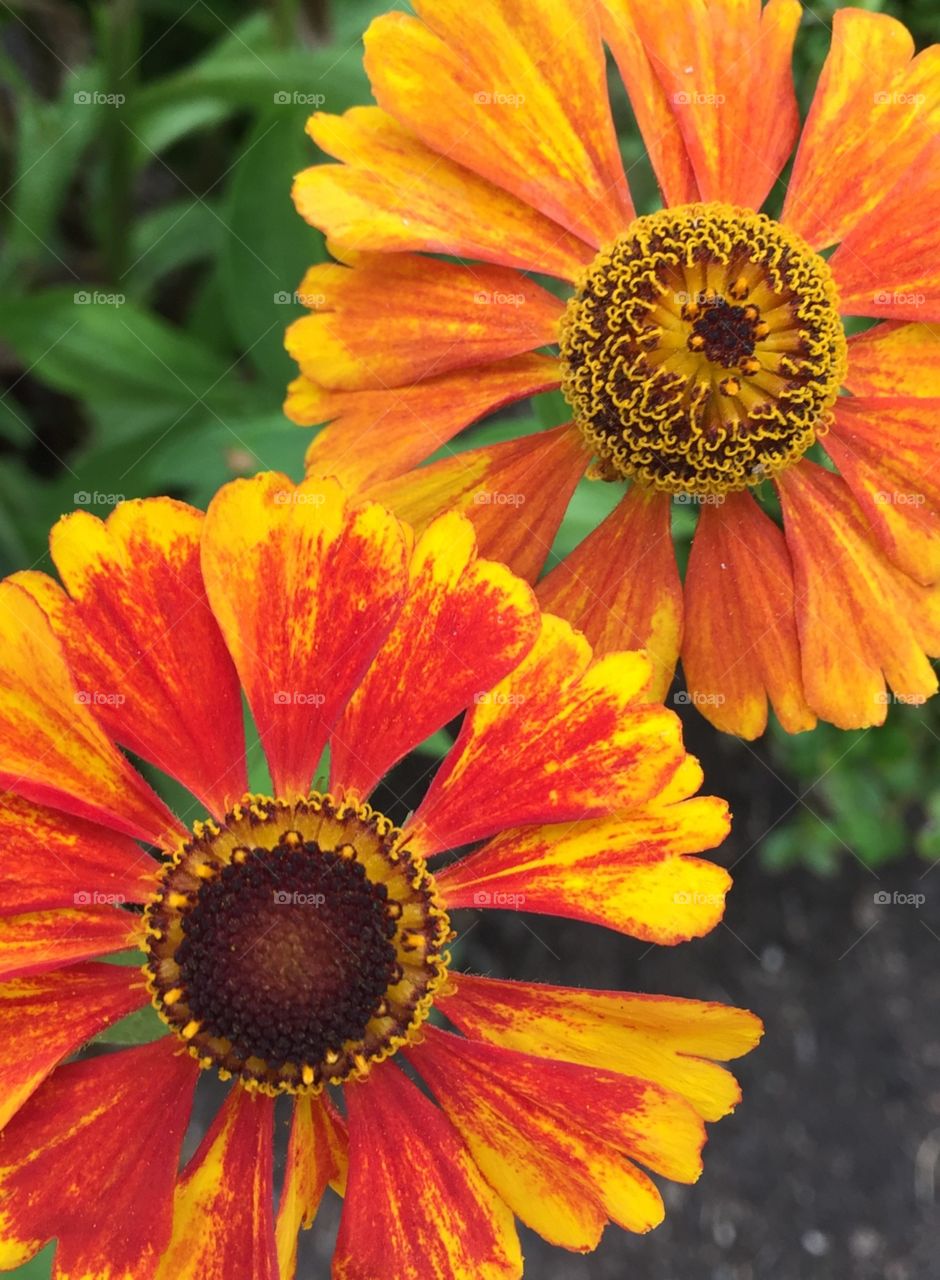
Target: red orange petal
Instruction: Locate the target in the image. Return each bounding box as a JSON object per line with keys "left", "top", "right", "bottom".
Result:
{"left": 0, "top": 962, "right": 149, "bottom": 1130}
{"left": 409, "top": 1027, "right": 704, "bottom": 1247}
{"left": 332, "top": 513, "right": 539, "bottom": 797}
{"left": 276, "top": 1095, "right": 347, "bottom": 1280}
{"left": 0, "top": 580, "right": 181, "bottom": 845}
{"left": 783, "top": 10, "right": 940, "bottom": 250}
{"left": 0, "top": 907, "right": 138, "bottom": 981}
{"left": 536, "top": 485, "right": 682, "bottom": 701}
{"left": 682, "top": 492, "right": 816, "bottom": 737}
{"left": 292, "top": 354, "right": 561, "bottom": 490}
{"left": 155, "top": 1089, "right": 277, "bottom": 1280}
{"left": 406, "top": 614, "right": 685, "bottom": 856}
{"left": 296, "top": 106, "right": 594, "bottom": 280}
{"left": 201, "top": 474, "right": 409, "bottom": 796}
{"left": 362, "top": 0, "right": 631, "bottom": 249}
{"left": 825, "top": 397, "right": 940, "bottom": 584}
{"left": 285, "top": 254, "right": 562, "bottom": 392}
{"left": 0, "top": 1038, "right": 197, "bottom": 1278}
{"left": 845, "top": 322, "right": 940, "bottom": 398}
{"left": 442, "top": 972, "right": 763, "bottom": 1123}
{"left": 366, "top": 424, "right": 588, "bottom": 585}
{"left": 0, "top": 793, "right": 155, "bottom": 916}
{"left": 335, "top": 1061, "right": 522, "bottom": 1280}
{"left": 778, "top": 461, "right": 940, "bottom": 727}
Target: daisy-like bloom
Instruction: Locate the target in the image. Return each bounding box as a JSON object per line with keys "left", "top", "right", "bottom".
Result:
{"left": 285, "top": 1, "right": 940, "bottom": 738}
{"left": 0, "top": 474, "right": 760, "bottom": 1279}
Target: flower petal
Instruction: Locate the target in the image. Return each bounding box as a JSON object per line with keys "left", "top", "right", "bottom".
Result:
{"left": 0, "top": 580, "right": 181, "bottom": 845}
{"left": 408, "top": 1027, "right": 704, "bottom": 1247}
{"left": 828, "top": 135, "right": 940, "bottom": 321}
{"left": 536, "top": 485, "right": 682, "bottom": 700}
{"left": 824, "top": 397, "right": 940, "bottom": 584}
{"left": 441, "top": 972, "right": 763, "bottom": 1123}
{"left": 285, "top": 254, "right": 562, "bottom": 392}
{"left": 362, "top": 0, "right": 632, "bottom": 249}
{"left": 292, "top": 354, "right": 561, "bottom": 491}
{"left": 335, "top": 1061, "right": 522, "bottom": 1280}
{"left": 0, "top": 962, "right": 149, "bottom": 1130}
{"left": 845, "top": 322, "right": 940, "bottom": 398}
{"left": 778, "top": 461, "right": 940, "bottom": 727}
{"left": 0, "top": 1038, "right": 197, "bottom": 1278}
{"left": 23, "top": 499, "right": 247, "bottom": 819}
{"left": 296, "top": 107, "right": 595, "bottom": 280}
{"left": 155, "top": 1089, "right": 277, "bottom": 1280}
{"left": 0, "top": 794, "right": 155, "bottom": 916}
{"left": 436, "top": 794, "right": 731, "bottom": 944}
{"left": 276, "top": 1096, "right": 347, "bottom": 1280}
{"left": 0, "top": 907, "right": 139, "bottom": 981}
{"left": 332, "top": 513, "right": 539, "bottom": 797}
{"left": 366, "top": 424, "right": 588, "bottom": 585}
{"left": 615, "top": 0, "right": 801, "bottom": 210}
{"left": 201, "top": 474, "right": 409, "bottom": 797}
{"left": 782, "top": 9, "right": 940, "bottom": 251}
{"left": 405, "top": 614, "right": 685, "bottom": 856}
{"left": 682, "top": 492, "right": 816, "bottom": 736}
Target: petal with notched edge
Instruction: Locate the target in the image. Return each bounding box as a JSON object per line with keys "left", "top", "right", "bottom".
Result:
{"left": 201, "top": 474, "right": 409, "bottom": 797}
{"left": 0, "top": 1038, "right": 197, "bottom": 1279}
{"left": 335, "top": 1062, "right": 522, "bottom": 1280}
{"left": 536, "top": 485, "right": 682, "bottom": 701}
{"left": 441, "top": 973, "right": 763, "bottom": 1123}
{"left": 406, "top": 614, "right": 685, "bottom": 856}
{"left": 0, "top": 963, "right": 149, "bottom": 1131}
{"left": 296, "top": 107, "right": 595, "bottom": 280}
{"left": 155, "top": 1089, "right": 277, "bottom": 1280}
{"left": 276, "top": 1096, "right": 347, "bottom": 1280}
{"left": 292, "top": 354, "right": 561, "bottom": 491}
{"left": 285, "top": 254, "right": 562, "bottom": 392}
{"left": 332, "top": 513, "right": 539, "bottom": 798}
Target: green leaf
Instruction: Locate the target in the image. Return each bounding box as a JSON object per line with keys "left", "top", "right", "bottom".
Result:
{"left": 94, "top": 1004, "right": 166, "bottom": 1045}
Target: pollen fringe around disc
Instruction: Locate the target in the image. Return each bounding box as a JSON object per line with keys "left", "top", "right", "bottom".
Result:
{"left": 143, "top": 792, "right": 453, "bottom": 1096}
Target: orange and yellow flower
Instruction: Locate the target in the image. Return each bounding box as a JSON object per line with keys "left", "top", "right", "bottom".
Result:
{"left": 286, "top": 2, "right": 940, "bottom": 737}
{"left": 0, "top": 474, "right": 760, "bottom": 1278}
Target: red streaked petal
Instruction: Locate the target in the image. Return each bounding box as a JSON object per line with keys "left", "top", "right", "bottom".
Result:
{"left": 536, "top": 485, "right": 682, "bottom": 701}
{"left": 155, "top": 1089, "right": 277, "bottom": 1280}
{"left": 829, "top": 135, "right": 940, "bottom": 320}
{"left": 362, "top": 0, "right": 632, "bottom": 249}
{"left": 845, "top": 322, "right": 940, "bottom": 398}
{"left": 442, "top": 972, "right": 763, "bottom": 1124}
{"left": 285, "top": 254, "right": 562, "bottom": 393}
{"left": 335, "top": 1061, "right": 522, "bottom": 1280}
{"left": 292, "top": 354, "right": 561, "bottom": 491}
{"left": 276, "top": 1095, "right": 347, "bottom": 1280}
{"left": 0, "top": 793, "right": 155, "bottom": 916}
{"left": 332, "top": 513, "right": 539, "bottom": 798}
{"left": 0, "top": 580, "right": 181, "bottom": 845}
{"left": 366, "top": 424, "right": 588, "bottom": 585}
{"left": 0, "top": 1038, "right": 197, "bottom": 1277}
{"left": 0, "top": 962, "right": 149, "bottom": 1131}
{"left": 25, "top": 499, "right": 246, "bottom": 819}
{"left": 406, "top": 614, "right": 685, "bottom": 856}
{"left": 825, "top": 397, "right": 940, "bottom": 584}
{"left": 778, "top": 461, "right": 940, "bottom": 727}
{"left": 437, "top": 793, "right": 731, "bottom": 944}
{"left": 615, "top": 0, "right": 801, "bottom": 210}
{"left": 296, "top": 106, "right": 594, "bottom": 280}
{"left": 408, "top": 1027, "right": 705, "bottom": 1247}
{"left": 201, "top": 473, "right": 409, "bottom": 797}
{"left": 783, "top": 10, "right": 940, "bottom": 251}
{"left": 0, "top": 907, "right": 139, "bottom": 981}
{"left": 682, "top": 492, "right": 816, "bottom": 737}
